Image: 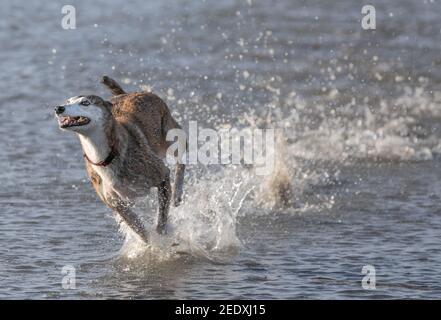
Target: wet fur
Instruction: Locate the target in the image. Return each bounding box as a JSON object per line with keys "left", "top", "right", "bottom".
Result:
{"left": 58, "top": 77, "right": 185, "bottom": 243}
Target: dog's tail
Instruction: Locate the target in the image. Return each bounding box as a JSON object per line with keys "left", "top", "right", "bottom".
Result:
{"left": 101, "top": 76, "right": 126, "bottom": 96}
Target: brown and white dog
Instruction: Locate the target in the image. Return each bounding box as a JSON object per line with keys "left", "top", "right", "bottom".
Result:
{"left": 54, "top": 76, "right": 186, "bottom": 243}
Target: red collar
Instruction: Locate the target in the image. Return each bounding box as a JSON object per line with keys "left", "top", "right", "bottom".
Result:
{"left": 83, "top": 146, "right": 118, "bottom": 167}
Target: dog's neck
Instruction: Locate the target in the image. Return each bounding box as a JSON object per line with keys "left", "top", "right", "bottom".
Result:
{"left": 78, "top": 123, "right": 114, "bottom": 165}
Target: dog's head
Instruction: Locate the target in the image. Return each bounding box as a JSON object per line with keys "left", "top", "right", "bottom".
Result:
{"left": 54, "top": 95, "right": 111, "bottom": 133}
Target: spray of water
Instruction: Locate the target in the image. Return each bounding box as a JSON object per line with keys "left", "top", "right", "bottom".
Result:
{"left": 116, "top": 83, "right": 439, "bottom": 262}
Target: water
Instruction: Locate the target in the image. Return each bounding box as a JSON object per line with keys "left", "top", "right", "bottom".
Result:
{"left": 1, "top": 0, "right": 441, "bottom": 299}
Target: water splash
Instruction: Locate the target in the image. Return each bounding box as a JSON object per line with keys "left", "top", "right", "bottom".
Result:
{"left": 118, "top": 166, "right": 255, "bottom": 262}
{"left": 116, "top": 84, "right": 439, "bottom": 262}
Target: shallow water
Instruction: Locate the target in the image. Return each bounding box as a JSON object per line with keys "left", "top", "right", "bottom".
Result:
{"left": 1, "top": 0, "right": 441, "bottom": 299}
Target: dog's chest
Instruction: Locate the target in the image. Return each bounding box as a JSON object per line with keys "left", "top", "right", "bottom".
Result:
{"left": 88, "top": 166, "right": 146, "bottom": 201}
{"left": 88, "top": 166, "right": 122, "bottom": 197}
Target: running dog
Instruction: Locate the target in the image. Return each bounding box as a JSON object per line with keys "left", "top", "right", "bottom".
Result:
{"left": 54, "top": 76, "right": 186, "bottom": 243}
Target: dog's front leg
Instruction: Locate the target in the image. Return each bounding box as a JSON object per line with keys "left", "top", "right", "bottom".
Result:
{"left": 106, "top": 195, "right": 150, "bottom": 243}
{"left": 156, "top": 173, "right": 171, "bottom": 235}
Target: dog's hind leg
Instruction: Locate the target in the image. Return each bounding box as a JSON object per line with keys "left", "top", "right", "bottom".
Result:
{"left": 163, "top": 119, "right": 186, "bottom": 207}
{"left": 172, "top": 163, "right": 185, "bottom": 206}
{"left": 156, "top": 173, "right": 171, "bottom": 235}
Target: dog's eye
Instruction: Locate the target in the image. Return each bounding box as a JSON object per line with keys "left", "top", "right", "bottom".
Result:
{"left": 80, "top": 100, "right": 90, "bottom": 106}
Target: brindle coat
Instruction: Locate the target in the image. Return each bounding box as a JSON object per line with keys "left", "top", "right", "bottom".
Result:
{"left": 81, "top": 77, "right": 185, "bottom": 242}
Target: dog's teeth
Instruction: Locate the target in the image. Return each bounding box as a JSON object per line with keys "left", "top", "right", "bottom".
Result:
{"left": 59, "top": 115, "right": 89, "bottom": 127}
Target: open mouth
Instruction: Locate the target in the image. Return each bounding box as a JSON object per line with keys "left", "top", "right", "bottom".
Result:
{"left": 59, "top": 116, "right": 90, "bottom": 128}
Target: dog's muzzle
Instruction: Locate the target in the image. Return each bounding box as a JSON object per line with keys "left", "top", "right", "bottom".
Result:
{"left": 55, "top": 106, "right": 65, "bottom": 115}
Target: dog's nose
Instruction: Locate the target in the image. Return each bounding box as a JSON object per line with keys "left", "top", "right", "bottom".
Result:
{"left": 55, "top": 106, "right": 65, "bottom": 115}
